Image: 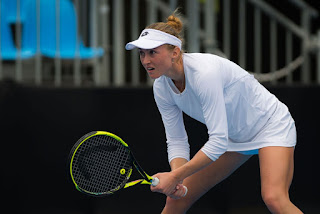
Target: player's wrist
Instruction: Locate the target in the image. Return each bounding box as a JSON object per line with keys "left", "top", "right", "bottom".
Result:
{"left": 170, "top": 157, "right": 188, "bottom": 171}
{"left": 170, "top": 167, "right": 186, "bottom": 182}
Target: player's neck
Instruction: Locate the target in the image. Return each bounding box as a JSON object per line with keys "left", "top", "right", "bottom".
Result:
{"left": 172, "top": 58, "right": 185, "bottom": 92}
{"left": 172, "top": 68, "right": 185, "bottom": 93}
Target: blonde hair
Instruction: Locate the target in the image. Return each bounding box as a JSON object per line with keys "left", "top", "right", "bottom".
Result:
{"left": 145, "top": 10, "right": 184, "bottom": 51}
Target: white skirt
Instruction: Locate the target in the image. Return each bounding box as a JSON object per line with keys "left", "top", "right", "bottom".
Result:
{"left": 227, "top": 100, "right": 297, "bottom": 155}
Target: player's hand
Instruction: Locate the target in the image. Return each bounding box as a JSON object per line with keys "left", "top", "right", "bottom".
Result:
{"left": 168, "top": 183, "right": 188, "bottom": 199}
{"left": 150, "top": 172, "right": 187, "bottom": 198}
{"left": 150, "top": 172, "right": 179, "bottom": 196}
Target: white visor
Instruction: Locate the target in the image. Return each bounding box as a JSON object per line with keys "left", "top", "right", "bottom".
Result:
{"left": 125, "top": 29, "right": 182, "bottom": 50}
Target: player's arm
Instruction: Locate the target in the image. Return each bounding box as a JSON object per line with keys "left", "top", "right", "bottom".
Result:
{"left": 170, "top": 157, "right": 188, "bottom": 170}
{"left": 164, "top": 158, "right": 189, "bottom": 199}
{"left": 171, "top": 150, "right": 212, "bottom": 182}
{"left": 165, "top": 67, "right": 228, "bottom": 190}
{"left": 152, "top": 150, "right": 212, "bottom": 197}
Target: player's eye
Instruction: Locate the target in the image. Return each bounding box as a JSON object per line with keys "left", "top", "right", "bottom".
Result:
{"left": 139, "top": 50, "right": 145, "bottom": 57}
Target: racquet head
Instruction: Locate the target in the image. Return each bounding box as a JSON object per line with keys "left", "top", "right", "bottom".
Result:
{"left": 69, "top": 131, "right": 135, "bottom": 196}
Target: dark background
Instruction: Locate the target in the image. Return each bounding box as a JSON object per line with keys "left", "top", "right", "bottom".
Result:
{"left": 0, "top": 80, "right": 319, "bottom": 214}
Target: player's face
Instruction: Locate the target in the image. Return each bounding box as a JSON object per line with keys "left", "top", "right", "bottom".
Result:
{"left": 139, "top": 45, "right": 174, "bottom": 79}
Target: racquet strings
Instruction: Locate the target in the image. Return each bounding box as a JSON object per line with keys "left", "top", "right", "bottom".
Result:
{"left": 71, "top": 135, "right": 132, "bottom": 195}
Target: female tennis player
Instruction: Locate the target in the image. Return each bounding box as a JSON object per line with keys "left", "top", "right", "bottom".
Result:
{"left": 125, "top": 11, "right": 302, "bottom": 214}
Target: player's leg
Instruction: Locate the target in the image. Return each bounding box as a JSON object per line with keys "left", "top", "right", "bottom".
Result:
{"left": 259, "top": 146, "right": 303, "bottom": 213}
{"left": 161, "top": 152, "right": 252, "bottom": 214}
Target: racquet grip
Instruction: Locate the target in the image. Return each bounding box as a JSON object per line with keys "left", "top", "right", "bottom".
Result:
{"left": 151, "top": 177, "right": 159, "bottom": 186}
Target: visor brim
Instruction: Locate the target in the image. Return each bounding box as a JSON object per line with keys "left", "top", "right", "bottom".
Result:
{"left": 125, "top": 39, "right": 166, "bottom": 50}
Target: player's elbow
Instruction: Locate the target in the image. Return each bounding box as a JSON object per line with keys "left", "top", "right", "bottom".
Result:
{"left": 201, "top": 135, "right": 228, "bottom": 161}
{"left": 167, "top": 138, "right": 190, "bottom": 163}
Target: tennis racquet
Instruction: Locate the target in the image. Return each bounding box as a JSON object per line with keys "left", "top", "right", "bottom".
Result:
{"left": 69, "top": 131, "right": 160, "bottom": 196}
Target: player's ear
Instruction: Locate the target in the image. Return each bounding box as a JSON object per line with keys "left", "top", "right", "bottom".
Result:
{"left": 172, "top": 46, "right": 181, "bottom": 59}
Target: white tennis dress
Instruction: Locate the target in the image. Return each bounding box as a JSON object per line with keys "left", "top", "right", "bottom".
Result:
{"left": 153, "top": 53, "right": 296, "bottom": 163}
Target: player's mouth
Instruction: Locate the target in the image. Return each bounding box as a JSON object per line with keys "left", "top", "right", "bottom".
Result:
{"left": 146, "top": 67, "right": 155, "bottom": 72}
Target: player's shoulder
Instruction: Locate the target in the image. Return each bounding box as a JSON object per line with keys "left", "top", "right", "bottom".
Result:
{"left": 183, "top": 53, "right": 225, "bottom": 73}
{"left": 154, "top": 76, "right": 165, "bottom": 88}
{"left": 183, "top": 53, "right": 224, "bottom": 64}
{"left": 153, "top": 76, "right": 169, "bottom": 95}
{"left": 183, "top": 53, "right": 225, "bottom": 81}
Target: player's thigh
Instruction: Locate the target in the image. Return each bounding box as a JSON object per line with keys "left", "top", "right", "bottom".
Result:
{"left": 259, "top": 146, "right": 295, "bottom": 196}
{"left": 182, "top": 152, "right": 253, "bottom": 204}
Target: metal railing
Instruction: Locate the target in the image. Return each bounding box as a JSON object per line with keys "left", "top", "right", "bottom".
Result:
{"left": 0, "top": 0, "right": 319, "bottom": 86}
{"left": 246, "top": 0, "right": 319, "bottom": 84}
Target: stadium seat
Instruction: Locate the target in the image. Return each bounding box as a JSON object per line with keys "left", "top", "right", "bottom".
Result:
{"left": 0, "top": 1, "right": 35, "bottom": 59}
{"left": 22, "top": 0, "right": 104, "bottom": 59}
{"left": 1, "top": 0, "right": 29, "bottom": 23}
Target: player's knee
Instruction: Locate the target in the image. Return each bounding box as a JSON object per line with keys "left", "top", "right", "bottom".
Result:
{"left": 261, "top": 188, "right": 288, "bottom": 213}
{"left": 163, "top": 196, "right": 189, "bottom": 214}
